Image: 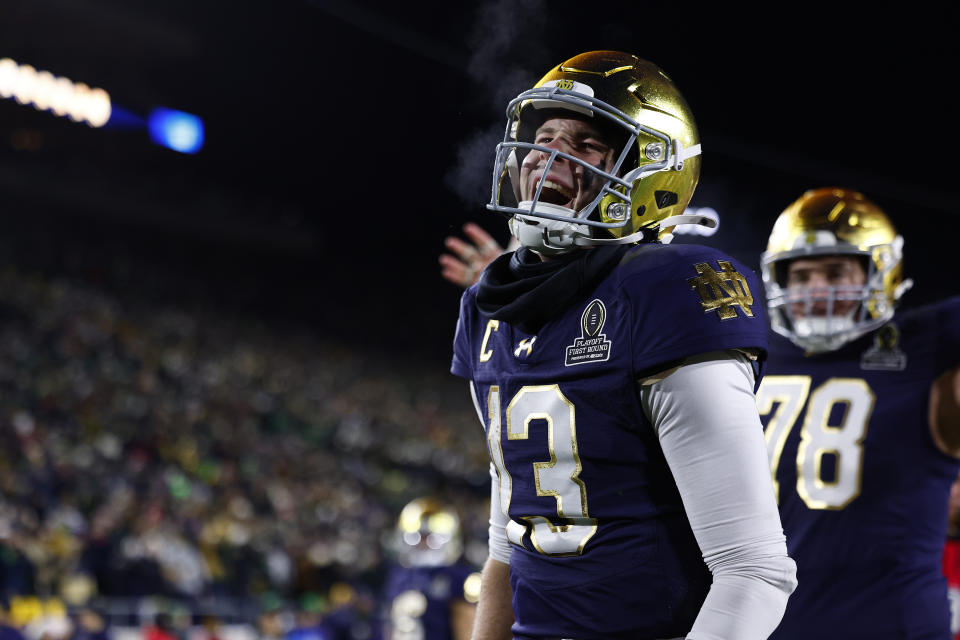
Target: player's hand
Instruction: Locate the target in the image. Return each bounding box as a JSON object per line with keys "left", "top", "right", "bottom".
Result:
{"left": 439, "top": 223, "right": 506, "bottom": 288}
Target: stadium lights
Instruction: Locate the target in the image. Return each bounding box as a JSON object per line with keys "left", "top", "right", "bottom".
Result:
{"left": 147, "top": 107, "right": 204, "bottom": 154}
{"left": 1, "top": 56, "right": 205, "bottom": 154}
{"left": 0, "top": 57, "right": 111, "bottom": 127}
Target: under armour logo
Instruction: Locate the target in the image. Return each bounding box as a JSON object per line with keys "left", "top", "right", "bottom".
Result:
{"left": 514, "top": 337, "right": 536, "bottom": 358}
{"left": 687, "top": 260, "right": 754, "bottom": 320}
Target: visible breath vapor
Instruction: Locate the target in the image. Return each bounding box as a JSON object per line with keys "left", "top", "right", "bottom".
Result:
{"left": 443, "top": 0, "right": 549, "bottom": 209}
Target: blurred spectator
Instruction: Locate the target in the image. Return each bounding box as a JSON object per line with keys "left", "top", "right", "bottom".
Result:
{"left": 320, "top": 582, "right": 377, "bottom": 640}
{"left": 0, "top": 264, "right": 489, "bottom": 631}
{"left": 22, "top": 598, "right": 71, "bottom": 640}
{"left": 255, "top": 594, "right": 287, "bottom": 640}
{"left": 196, "top": 617, "right": 222, "bottom": 640}
{"left": 283, "top": 594, "right": 328, "bottom": 640}
{"left": 68, "top": 608, "right": 109, "bottom": 640}
{"left": 142, "top": 613, "right": 177, "bottom": 640}
{"left": 0, "top": 602, "right": 28, "bottom": 640}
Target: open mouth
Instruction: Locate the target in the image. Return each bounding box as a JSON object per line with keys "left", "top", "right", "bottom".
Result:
{"left": 534, "top": 178, "right": 576, "bottom": 207}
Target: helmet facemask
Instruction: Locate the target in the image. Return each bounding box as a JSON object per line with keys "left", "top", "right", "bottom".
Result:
{"left": 762, "top": 231, "right": 911, "bottom": 353}
{"left": 761, "top": 188, "right": 914, "bottom": 353}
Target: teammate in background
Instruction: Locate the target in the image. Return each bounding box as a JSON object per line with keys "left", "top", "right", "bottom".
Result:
{"left": 756, "top": 187, "right": 960, "bottom": 639}
{"left": 452, "top": 50, "right": 796, "bottom": 640}
{"left": 380, "top": 497, "right": 480, "bottom": 640}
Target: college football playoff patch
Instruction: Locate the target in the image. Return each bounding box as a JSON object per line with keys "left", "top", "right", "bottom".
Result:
{"left": 565, "top": 299, "right": 612, "bottom": 366}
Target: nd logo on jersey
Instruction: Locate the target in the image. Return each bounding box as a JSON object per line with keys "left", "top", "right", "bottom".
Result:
{"left": 687, "top": 260, "right": 754, "bottom": 320}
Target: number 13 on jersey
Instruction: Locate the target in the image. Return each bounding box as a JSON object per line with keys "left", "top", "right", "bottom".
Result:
{"left": 485, "top": 385, "right": 598, "bottom": 556}
{"left": 756, "top": 376, "right": 875, "bottom": 510}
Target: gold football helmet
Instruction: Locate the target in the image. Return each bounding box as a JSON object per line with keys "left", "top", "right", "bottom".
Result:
{"left": 391, "top": 497, "right": 463, "bottom": 568}
{"left": 487, "top": 51, "right": 711, "bottom": 255}
{"left": 761, "top": 187, "right": 912, "bottom": 352}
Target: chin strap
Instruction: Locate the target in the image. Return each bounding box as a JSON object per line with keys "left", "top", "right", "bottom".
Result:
{"left": 894, "top": 278, "right": 914, "bottom": 299}
{"left": 657, "top": 212, "right": 716, "bottom": 245}
{"left": 519, "top": 211, "right": 717, "bottom": 254}
{"left": 659, "top": 213, "right": 717, "bottom": 230}
{"left": 672, "top": 140, "right": 701, "bottom": 170}
{"left": 574, "top": 229, "right": 647, "bottom": 246}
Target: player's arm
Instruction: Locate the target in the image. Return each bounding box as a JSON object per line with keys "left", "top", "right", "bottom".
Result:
{"left": 469, "top": 464, "right": 514, "bottom": 640}
{"left": 640, "top": 350, "right": 798, "bottom": 640}
{"left": 466, "top": 385, "right": 514, "bottom": 640}
{"left": 451, "top": 597, "right": 477, "bottom": 640}
{"left": 930, "top": 365, "right": 960, "bottom": 457}
{"left": 469, "top": 556, "right": 512, "bottom": 640}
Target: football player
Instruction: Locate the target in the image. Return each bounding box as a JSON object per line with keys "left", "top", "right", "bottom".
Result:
{"left": 451, "top": 50, "right": 796, "bottom": 639}
{"left": 381, "top": 497, "right": 481, "bottom": 640}
{"left": 757, "top": 187, "right": 960, "bottom": 639}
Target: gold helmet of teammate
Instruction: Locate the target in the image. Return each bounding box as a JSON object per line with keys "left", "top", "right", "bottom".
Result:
{"left": 391, "top": 497, "right": 463, "bottom": 568}
{"left": 761, "top": 187, "right": 912, "bottom": 352}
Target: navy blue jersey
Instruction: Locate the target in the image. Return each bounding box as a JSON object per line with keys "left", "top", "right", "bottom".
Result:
{"left": 761, "top": 296, "right": 960, "bottom": 639}
{"left": 451, "top": 243, "right": 768, "bottom": 639}
{"left": 381, "top": 563, "right": 477, "bottom": 640}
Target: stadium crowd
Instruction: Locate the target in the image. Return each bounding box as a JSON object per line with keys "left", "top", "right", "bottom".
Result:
{"left": 0, "top": 263, "right": 490, "bottom": 639}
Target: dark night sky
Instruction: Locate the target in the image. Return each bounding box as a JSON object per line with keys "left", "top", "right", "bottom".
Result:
{"left": 1, "top": 1, "right": 957, "bottom": 363}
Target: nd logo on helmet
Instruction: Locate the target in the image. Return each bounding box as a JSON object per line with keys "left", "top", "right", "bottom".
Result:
{"left": 555, "top": 79, "right": 574, "bottom": 90}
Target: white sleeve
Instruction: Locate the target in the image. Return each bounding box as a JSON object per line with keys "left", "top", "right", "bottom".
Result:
{"left": 470, "top": 382, "right": 513, "bottom": 565}
{"left": 487, "top": 463, "right": 513, "bottom": 564}
{"left": 639, "top": 350, "right": 797, "bottom": 640}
